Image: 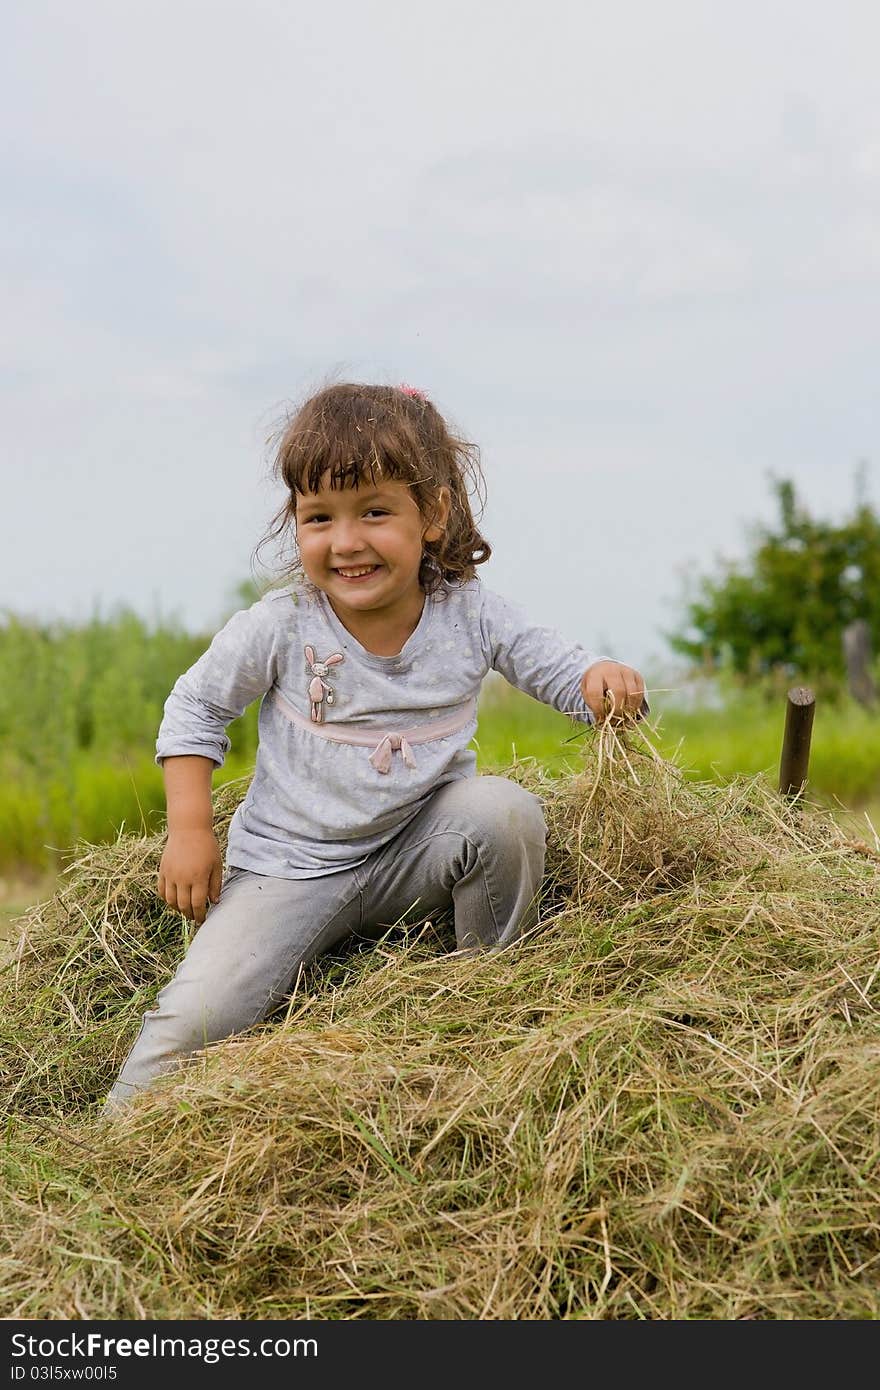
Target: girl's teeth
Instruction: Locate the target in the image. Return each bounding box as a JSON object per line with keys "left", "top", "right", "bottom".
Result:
{"left": 339, "top": 566, "right": 376, "bottom": 577}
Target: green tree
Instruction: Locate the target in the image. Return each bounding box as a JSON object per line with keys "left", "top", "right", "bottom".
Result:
{"left": 670, "top": 476, "right": 880, "bottom": 684}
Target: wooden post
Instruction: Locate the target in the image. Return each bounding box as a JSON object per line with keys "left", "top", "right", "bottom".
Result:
{"left": 779, "top": 686, "right": 816, "bottom": 800}
{"left": 842, "top": 620, "right": 876, "bottom": 708}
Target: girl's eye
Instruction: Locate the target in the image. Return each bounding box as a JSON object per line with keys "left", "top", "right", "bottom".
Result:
{"left": 302, "top": 514, "right": 330, "bottom": 524}
{"left": 365, "top": 508, "right": 389, "bottom": 518}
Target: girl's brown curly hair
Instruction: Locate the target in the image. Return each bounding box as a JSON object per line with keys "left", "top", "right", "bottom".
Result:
{"left": 257, "top": 382, "right": 491, "bottom": 595}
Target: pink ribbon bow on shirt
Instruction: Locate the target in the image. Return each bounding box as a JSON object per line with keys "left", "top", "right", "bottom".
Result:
{"left": 368, "top": 733, "right": 418, "bottom": 774}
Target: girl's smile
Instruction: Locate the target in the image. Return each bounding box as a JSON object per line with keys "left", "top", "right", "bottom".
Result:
{"left": 335, "top": 565, "right": 380, "bottom": 580}
{"left": 295, "top": 477, "right": 448, "bottom": 651}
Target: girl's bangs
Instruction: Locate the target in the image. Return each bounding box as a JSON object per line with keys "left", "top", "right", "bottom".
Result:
{"left": 293, "top": 434, "right": 417, "bottom": 496}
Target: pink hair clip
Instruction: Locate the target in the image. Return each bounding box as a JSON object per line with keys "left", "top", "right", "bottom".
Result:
{"left": 398, "top": 383, "right": 426, "bottom": 400}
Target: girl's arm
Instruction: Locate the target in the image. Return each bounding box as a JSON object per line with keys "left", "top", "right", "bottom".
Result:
{"left": 478, "top": 587, "right": 646, "bottom": 723}
{"left": 154, "top": 594, "right": 290, "bottom": 923}
{"left": 157, "top": 755, "right": 223, "bottom": 926}
{"left": 156, "top": 596, "right": 287, "bottom": 767}
{"left": 153, "top": 592, "right": 291, "bottom": 917}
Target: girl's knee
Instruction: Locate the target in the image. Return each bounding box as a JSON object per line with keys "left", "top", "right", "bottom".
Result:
{"left": 443, "top": 775, "right": 546, "bottom": 847}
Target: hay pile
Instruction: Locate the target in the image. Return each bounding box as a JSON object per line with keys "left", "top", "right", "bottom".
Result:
{"left": 2, "top": 728, "right": 879, "bottom": 1320}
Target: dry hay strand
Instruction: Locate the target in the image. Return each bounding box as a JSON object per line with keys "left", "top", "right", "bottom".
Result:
{"left": 1, "top": 728, "right": 879, "bottom": 1320}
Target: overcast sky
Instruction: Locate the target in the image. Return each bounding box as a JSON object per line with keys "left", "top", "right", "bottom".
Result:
{"left": 3, "top": 1, "right": 880, "bottom": 677}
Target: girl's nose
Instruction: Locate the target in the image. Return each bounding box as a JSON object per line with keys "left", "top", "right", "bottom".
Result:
{"left": 330, "top": 519, "right": 364, "bottom": 554}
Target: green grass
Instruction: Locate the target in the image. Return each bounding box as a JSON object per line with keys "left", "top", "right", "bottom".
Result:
{"left": 477, "top": 677, "right": 880, "bottom": 813}
{"left": 0, "top": 606, "right": 258, "bottom": 876}
{"left": 0, "top": 751, "right": 256, "bottom": 876}
{"left": 654, "top": 691, "right": 880, "bottom": 807}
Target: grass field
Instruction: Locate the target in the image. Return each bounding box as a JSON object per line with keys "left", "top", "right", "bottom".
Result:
{"left": 475, "top": 677, "right": 880, "bottom": 840}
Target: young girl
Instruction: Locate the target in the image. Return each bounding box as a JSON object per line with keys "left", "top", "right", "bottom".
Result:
{"left": 105, "top": 383, "right": 646, "bottom": 1110}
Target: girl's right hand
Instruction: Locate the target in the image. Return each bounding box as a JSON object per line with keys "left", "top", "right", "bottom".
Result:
{"left": 157, "top": 829, "right": 224, "bottom": 926}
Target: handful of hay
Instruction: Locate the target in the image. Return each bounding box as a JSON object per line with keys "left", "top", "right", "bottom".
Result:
{"left": 1, "top": 725, "right": 879, "bottom": 1319}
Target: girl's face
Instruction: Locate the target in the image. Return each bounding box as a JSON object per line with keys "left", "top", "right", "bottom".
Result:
{"left": 294, "top": 476, "right": 448, "bottom": 632}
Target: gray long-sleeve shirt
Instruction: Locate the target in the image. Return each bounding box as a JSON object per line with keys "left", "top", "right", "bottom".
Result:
{"left": 156, "top": 578, "right": 606, "bottom": 878}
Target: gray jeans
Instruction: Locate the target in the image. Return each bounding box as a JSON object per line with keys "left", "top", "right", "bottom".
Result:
{"left": 105, "top": 775, "right": 545, "bottom": 1110}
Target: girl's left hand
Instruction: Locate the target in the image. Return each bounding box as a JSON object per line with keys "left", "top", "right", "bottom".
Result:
{"left": 581, "top": 660, "right": 648, "bottom": 724}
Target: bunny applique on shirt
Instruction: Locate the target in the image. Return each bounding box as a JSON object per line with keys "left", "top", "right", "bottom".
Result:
{"left": 304, "top": 645, "right": 344, "bottom": 722}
